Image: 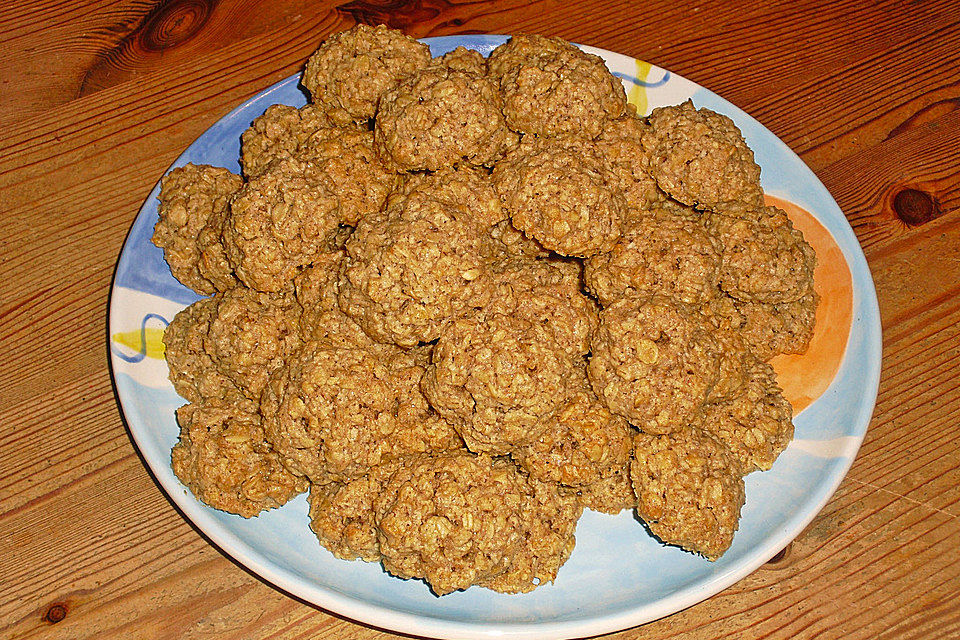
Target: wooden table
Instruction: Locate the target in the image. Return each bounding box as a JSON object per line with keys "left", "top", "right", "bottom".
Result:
{"left": 2, "top": 1, "right": 958, "bottom": 638}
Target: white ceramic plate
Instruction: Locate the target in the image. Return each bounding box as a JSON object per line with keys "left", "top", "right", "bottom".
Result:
{"left": 109, "top": 34, "right": 882, "bottom": 640}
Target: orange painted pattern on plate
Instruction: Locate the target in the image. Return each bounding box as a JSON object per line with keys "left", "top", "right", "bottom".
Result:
{"left": 766, "top": 194, "right": 853, "bottom": 413}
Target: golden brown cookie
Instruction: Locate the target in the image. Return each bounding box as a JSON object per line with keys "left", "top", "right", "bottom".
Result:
{"left": 375, "top": 62, "right": 517, "bottom": 171}
{"left": 588, "top": 296, "right": 721, "bottom": 433}
{"left": 262, "top": 341, "right": 462, "bottom": 483}
{"left": 422, "top": 311, "right": 580, "bottom": 454}
{"left": 513, "top": 384, "right": 634, "bottom": 492}
{"left": 240, "top": 104, "right": 336, "bottom": 178}
{"left": 373, "top": 452, "right": 580, "bottom": 595}
{"left": 489, "top": 34, "right": 626, "bottom": 139}
{"left": 584, "top": 205, "right": 722, "bottom": 306}
{"left": 700, "top": 356, "right": 794, "bottom": 474}
{"left": 480, "top": 476, "right": 582, "bottom": 594}
{"left": 706, "top": 206, "right": 817, "bottom": 304}
{"left": 222, "top": 159, "right": 342, "bottom": 293}
{"left": 644, "top": 100, "right": 763, "bottom": 210}
{"left": 172, "top": 394, "right": 307, "bottom": 518}
{"left": 493, "top": 135, "right": 624, "bottom": 257}
{"left": 303, "top": 24, "right": 431, "bottom": 125}
{"left": 307, "top": 460, "right": 402, "bottom": 562}
{"left": 337, "top": 192, "right": 492, "bottom": 347}
{"left": 163, "top": 297, "right": 238, "bottom": 403}
{"left": 631, "top": 427, "right": 745, "bottom": 559}
{"left": 153, "top": 163, "right": 242, "bottom": 294}
{"left": 204, "top": 286, "right": 303, "bottom": 400}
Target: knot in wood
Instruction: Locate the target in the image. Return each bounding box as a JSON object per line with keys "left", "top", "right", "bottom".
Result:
{"left": 893, "top": 188, "right": 938, "bottom": 227}
{"left": 765, "top": 542, "right": 791, "bottom": 565}
{"left": 141, "top": 0, "right": 214, "bottom": 52}
{"left": 44, "top": 603, "right": 68, "bottom": 624}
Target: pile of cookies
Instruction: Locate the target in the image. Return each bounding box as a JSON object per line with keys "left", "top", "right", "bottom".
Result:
{"left": 153, "top": 25, "right": 817, "bottom": 595}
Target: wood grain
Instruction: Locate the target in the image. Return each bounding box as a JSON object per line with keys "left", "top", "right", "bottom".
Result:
{"left": 1, "top": 0, "right": 958, "bottom": 638}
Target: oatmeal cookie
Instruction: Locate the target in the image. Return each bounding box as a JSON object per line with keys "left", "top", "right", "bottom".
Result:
{"left": 481, "top": 475, "right": 582, "bottom": 593}
{"left": 588, "top": 297, "right": 721, "bottom": 433}
{"left": 298, "top": 126, "right": 399, "bottom": 226}
{"left": 373, "top": 452, "right": 579, "bottom": 595}
{"left": 644, "top": 100, "right": 763, "bottom": 210}
{"left": 262, "top": 341, "right": 462, "bottom": 483}
{"left": 584, "top": 205, "right": 722, "bottom": 306}
{"left": 631, "top": 428, "right": 745, "bottom": 559}
{"left": 375, "top": 61, "right": 517, "bottom": 171}
{"left": 204, "top": 286, "right": 303, "bottom": 401}
{"left": 513, "top": 384, "right": 634, "bottom": 491}
{"left": 308, "top": 460, "right": 402, "bottom": 562}
{"left": 302, "top": 24, "right": 432, "bottom": 125}
{"left": 163, "top": 297, "right": 238, "bottom": 403}
{"left": 222, "top": 159, "right": 342, "bottom": 293}
{"left": 163, "top": 288, "right": 302, "bottom": 402}
{"left": 422, "top": 311, "right": 579, "bottom": 455}
{"left": 337, "top": 195, "right": 492, "bottom": 347}
{"left": 172, "top": 395, "right": 308, "bottom": 518}
{"left": 153, "top": 163, "right": 242, "bottom": 294}
{"left": 488, "top": 34, "right": 626, "bottom": 139}
{"left": 493, "top": 136, "right": 624, "bottom": 257}
{"left": 373, "top": 453, "right": 526, "bottom": 595}
{"left": 597, "top": 112, "right": 665, "bottom": 215}
{"left": 486, "top": 257, "right": 599, "bottom": 357}
{"left": 701, "top": 356, "right": 794, "bottom": 474}
{"left": 241, "top": 107, "right": 396, "bottom": 225}
{"left": 240, "top": 104, "right": 336, "bottom": 178}
{"left": 706, "top": 206, "right": 817, "bottom": 304}
{"left": 293, "top": 251, "right": 375, "bottom": 349}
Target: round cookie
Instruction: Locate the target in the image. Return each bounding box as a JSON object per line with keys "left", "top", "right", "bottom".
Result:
{"left": 422, "top": 310, "right": 579, "bottom": 455}
{"left": 262, "top": 341, "right": 462, "bottom": 483}
{"left": 700, "top": 355, "right": 794, "bottom": 474}
{"left": 204, "top": 286, "right": 303, "bottom": 401}
{"left": 152, "top": 163, "right": 242, "bottom": 294}
{"left": 163, "top": 297, "right": 238, "bottom": 403}
{"left": 488, "top": 34, "right": 626, "bottom": 139}
{"left": 493, "top": 135, "right": 625, "bottom": 257}
{"left": 631, "top": 427, "right": 745, "bottom": 559}
{"left": 373, "top": 452, "right": 580, "bottom": 595}
{"left": 222, "top": 159, "right": 342, "bottom": 293}
{"left": 172, "top": 394, "right": 308, "bottom": 518}
{"left": 588, "top": 296, "right": 721, "bottom": 433}
{"left": 240, "top": 104, "right": 336, "bottom": 178}
{"left": 375, "top": 62, "right": 517, "bottom": 171}
{"left": 513, "top": 383, "right": 635, "bottom": 512}
{"left": 307, "top": 460, "right": 403, "bottom": 562}
{"left": 643, "top": 100, "right": 763, "bottom": 210}
{"left": 337, "top": 192, "right": 492, "bottom": 347}
{"left": 706, "top": 206, "right": 817, "bottom": 304}
{"left": 585, "top": 205, "right": 722, "bottom": 306}
{"left": 303, "top": 24, "right": 431, "bottom": 125}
